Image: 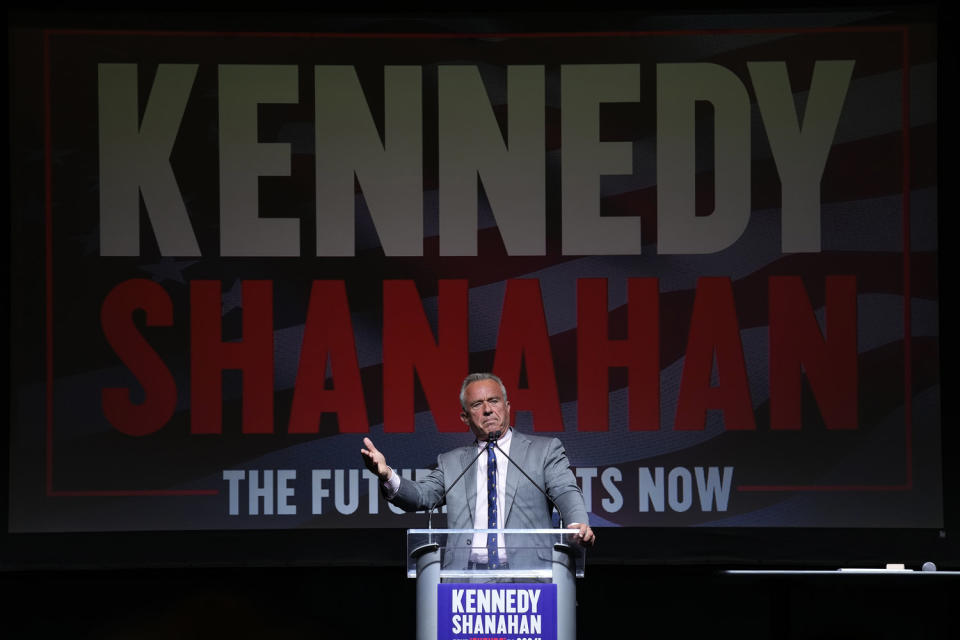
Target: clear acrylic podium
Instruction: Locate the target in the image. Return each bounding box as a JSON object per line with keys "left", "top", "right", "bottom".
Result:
{"left": 407, "top": 528, "right": 586, "bottom": 640}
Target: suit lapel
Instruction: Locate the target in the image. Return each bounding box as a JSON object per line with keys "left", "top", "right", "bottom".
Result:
{"left": 503, "top": 430, "right": 529, "bottom": 524}
{"left": 461, "top": 447, "right": 477, "bottom": 527}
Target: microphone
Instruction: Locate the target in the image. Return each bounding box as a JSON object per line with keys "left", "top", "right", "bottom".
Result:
{"left": 425, "top": 430, "right": 500, "bottom": 530}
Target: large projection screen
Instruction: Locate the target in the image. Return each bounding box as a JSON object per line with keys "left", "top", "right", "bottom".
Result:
{"left": 8, "top": 10, "right": 945, "bottom": 562}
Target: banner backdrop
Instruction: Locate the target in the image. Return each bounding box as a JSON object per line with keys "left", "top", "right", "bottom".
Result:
{"left": 9, "top": 15, "right": 941, "bottom": 532}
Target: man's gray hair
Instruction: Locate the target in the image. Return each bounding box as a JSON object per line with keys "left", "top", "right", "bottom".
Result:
{"left": 459, "top": 372, "right": 508, "bottom": 410}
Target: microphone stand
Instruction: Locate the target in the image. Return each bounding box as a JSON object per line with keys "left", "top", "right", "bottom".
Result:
{"left": 426, "top": 431, "right": 501, "bottom": 543}
{"left": 490, "top": 440, "right": 576, "bottom": 551}
{"left": 490, "top": 440, "right": 564, "bottom": 524}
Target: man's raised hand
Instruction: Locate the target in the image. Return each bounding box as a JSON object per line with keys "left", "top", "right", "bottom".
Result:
{"left": 361, "top": 437, "right": 392, "bottom": 482}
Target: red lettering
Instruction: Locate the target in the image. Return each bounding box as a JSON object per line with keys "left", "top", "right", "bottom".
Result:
{"left": 577, "top": 278, "right": 659, "bottom": 431}
{"left": 492, "top": 279, "right": 563, "bottom": 431}
{"left": 100, "top": 274, "right": 858, "bottom": 438}
{"left": 190, "top": 280, "right": 273, "bottom": 434}
{"left": 675, "top": 277, "right": 755, "bottom": 430}
{"left": 288, "top": 281, "right": 369, "bottom": 433}
{"left": 769, "top": 275, "right": 858, "bottom": 429}
{"left": 382, "top": 280, "right": 468, "bottom": 432}
{"left": 101, "top": 279, "right": 177, "bottom": 436}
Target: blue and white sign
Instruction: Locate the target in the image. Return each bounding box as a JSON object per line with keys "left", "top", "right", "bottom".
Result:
{"left": 438, "top": 584, "right": 557, "bottom": 640}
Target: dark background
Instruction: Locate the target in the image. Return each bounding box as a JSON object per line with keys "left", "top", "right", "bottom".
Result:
{"left": 6, "top": 4, "right": 957, "bottom": 637}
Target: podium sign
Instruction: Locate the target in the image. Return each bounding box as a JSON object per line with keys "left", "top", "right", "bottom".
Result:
{"left": 409, "top": 529, "right": 580, "bottom": 640}
{"left": 437, "top": 583, "right": 558, "bottom": 640}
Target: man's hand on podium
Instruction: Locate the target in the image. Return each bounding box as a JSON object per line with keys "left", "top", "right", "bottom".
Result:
{"left": 567, "top": 522, "right": 596, "bottom": 546}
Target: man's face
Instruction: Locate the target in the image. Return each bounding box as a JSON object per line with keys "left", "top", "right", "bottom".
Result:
{"left": 460, "top": 379, "right": 511, "bottom": 441}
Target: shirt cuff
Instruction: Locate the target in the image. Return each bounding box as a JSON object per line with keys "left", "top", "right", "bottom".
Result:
{"left": 383, "top": 469, "right": 400, "bottom": 498}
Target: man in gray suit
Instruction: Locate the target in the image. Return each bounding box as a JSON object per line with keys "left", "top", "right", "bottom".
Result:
{"left": 361, "top": 373, "right": 595, "bottom": 567}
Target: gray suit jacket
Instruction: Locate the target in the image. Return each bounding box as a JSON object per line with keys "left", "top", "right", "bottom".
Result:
{"left": 390, "top": 430, "right": 588, "bottom": 568}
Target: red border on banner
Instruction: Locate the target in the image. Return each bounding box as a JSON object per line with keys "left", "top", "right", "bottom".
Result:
{"left": 42, "top": 25, "right": 915, "bottom": 497}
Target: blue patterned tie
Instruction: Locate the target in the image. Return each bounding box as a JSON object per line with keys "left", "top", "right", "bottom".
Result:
{"left": 487, "top": 444, "right": 500, "bottom": 568}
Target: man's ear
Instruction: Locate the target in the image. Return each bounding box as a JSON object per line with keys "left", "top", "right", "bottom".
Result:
{"left": 460, "top": 411, "right": 468, "bottom": 425}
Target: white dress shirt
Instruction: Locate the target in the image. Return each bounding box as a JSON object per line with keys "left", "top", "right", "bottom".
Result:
{"left": 383, "top": 428, "right": 514, "bottom": 563}
{"left": 470, "top": 427, "right": 512, "bottom": 563}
